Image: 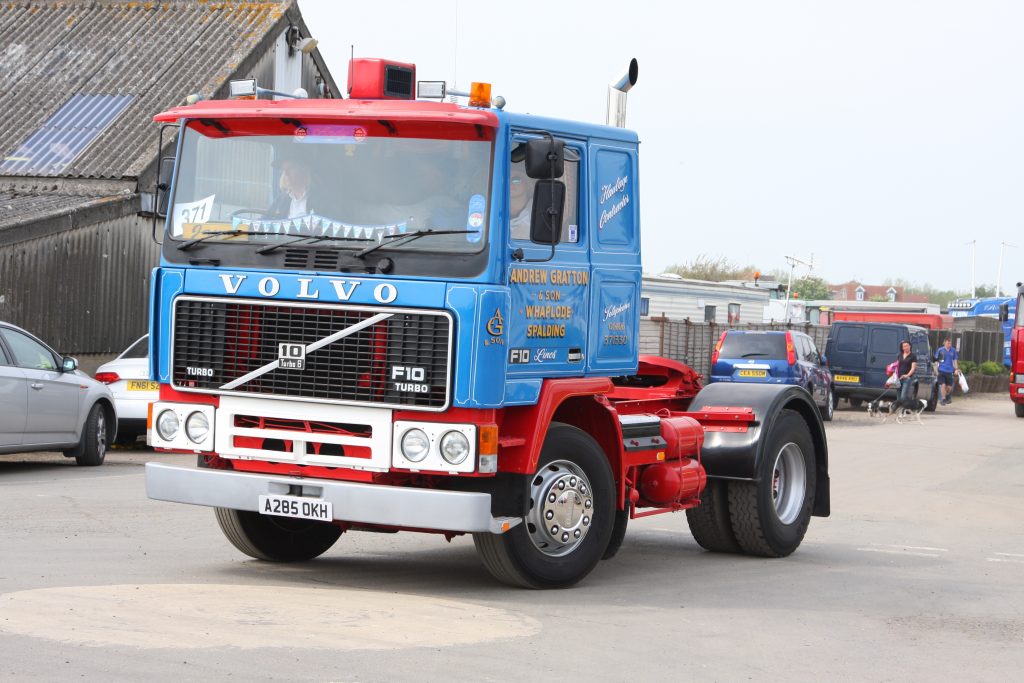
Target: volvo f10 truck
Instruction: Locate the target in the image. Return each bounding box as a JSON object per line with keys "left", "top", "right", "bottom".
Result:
{"left": 144, "top": 58, "right": 830, "bottom": 588}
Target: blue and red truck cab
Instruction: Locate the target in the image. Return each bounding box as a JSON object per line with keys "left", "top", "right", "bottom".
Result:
{"left": 144, "top": 58, "right": 829, "bottom": 587}
{"left": 1008, "top": 283, "right": 1024, "bottom": 417}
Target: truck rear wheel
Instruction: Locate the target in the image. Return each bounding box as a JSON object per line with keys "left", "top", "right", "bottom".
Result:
{"left": 1016, "top": 403, "right": 1024, "bottom": 418}
{"left": 214, "top": 508, "right": 341, "bottom": 562}
{"left": 473, "top": 423, "right": 614, "bottom": 588}
{"left": 686, "top": 479, "right": 741, "bottom": 553}
{"left": 727, "top": 410, "right": 815, "bottom": 557}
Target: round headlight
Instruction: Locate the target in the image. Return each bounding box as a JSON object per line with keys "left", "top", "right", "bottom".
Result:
{"left": 156, "top": 409, "right": 180, "bottom": 441}
{"left": 439, "top": 430, "right": 470, "bottom": 465}
{"left": 185, "top": 411, "right": 210, "bottom": 443}
{"left": 401, "top": 428, "right": 430, "bottom": 463}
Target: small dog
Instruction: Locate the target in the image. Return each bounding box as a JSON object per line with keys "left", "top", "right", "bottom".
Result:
{"left": 868, "top": 398, "right": 927, "bottom": 424}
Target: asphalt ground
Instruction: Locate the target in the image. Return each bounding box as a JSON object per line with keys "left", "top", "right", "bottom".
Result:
{"left": 1, "top": 393, "right": 1021, "bottom": 681}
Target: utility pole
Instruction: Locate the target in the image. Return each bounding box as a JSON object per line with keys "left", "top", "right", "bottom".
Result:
{"left": 997, "top": 241, "right": 1017, "bottom": 297}
{"left": 783, "top": 254, "right": 814, "bottom": 323}
{"left": 965, "top": 239, "right": 976, "bottom": 298}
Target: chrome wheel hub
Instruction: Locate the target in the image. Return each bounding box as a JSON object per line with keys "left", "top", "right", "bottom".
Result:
{"left": 96, "top": 413, "right": 107, "bottom": 458}
{"left": 527, "top": 460, "right": 594, "bottom": 557}
{"left": 771, "top": 442, "right": 806, "bottom": 525}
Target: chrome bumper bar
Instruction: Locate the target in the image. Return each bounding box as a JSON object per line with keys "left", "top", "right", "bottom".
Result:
{"left": 145, "top": 462, "right": 520, "bottom": 534}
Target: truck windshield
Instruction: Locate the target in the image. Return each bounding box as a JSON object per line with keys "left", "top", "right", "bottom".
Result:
{"left": 168, "top": 123, "right": 492, "bottom": 255}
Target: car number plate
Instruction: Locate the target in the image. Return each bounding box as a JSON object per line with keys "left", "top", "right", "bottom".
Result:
{"left": 127, "top": 380, "right": 159, "bottom": 391}
{"left": 738, "top": 369, "right": 768, "bottom": 377}
{"left": 258, "top": 494, "right": 333, "bottom": 522}
{"left": 834, "top": 374, "right": 860, "bottom": 383}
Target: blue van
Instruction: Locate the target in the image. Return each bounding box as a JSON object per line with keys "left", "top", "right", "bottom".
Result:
{"left": 709, "top": 330, "right": 834, "bottom": 421}
{"left": 824, "top": 322, "right": 937, "bottom": 411}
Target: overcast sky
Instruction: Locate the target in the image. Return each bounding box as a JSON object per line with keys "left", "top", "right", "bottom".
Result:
{"left": 299, "top": 0, "right": 1024, "bottom": 295}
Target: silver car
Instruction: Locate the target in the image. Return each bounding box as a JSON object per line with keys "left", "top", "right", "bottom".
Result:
{"left": 0, "top": 321, "right": 117, "bottom": 466}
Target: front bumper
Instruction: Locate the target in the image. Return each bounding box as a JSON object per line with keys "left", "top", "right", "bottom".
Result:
{"left": 145, "top": 462, "right": 519, "bottom": 534}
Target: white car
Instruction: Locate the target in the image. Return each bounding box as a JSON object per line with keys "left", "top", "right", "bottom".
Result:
{"left": 95, "top": 335, "right": 157, "bottom": 445}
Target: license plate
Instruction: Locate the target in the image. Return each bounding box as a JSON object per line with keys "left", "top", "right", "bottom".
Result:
{"left": 258, "top": 494, "right": 333, "bottom": 522}
{"left": 127, "top": 380, "right": 159, "bottom": 391}
{"left": 738, "top": 369, "right": 767, "bottom": 378}
{"left": 834, "top": 374, "right": 860, "bottom": 383}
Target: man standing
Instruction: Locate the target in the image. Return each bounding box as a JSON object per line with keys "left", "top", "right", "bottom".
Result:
{"left": 935, "top": 337, "right": 959, "bottom": 405}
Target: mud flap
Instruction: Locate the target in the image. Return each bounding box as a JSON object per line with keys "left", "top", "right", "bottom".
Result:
{"left": 688, "top": 383, "right": 830, "bottom": 517}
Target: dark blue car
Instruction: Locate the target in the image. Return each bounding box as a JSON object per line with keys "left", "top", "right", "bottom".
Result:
{"left": 709, "top": 330, "right": 834, "bottom": 421}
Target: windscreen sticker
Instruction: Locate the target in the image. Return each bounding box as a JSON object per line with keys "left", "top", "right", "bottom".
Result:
{"left": 171, "top": 195, "right": 215, "bottom": 236}
{"left": 465, "top": 194, "right": 485, "bottom": 243}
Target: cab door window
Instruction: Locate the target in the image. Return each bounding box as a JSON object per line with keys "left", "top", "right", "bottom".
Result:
{"left": 510, "top": 145, "right": 580, "bottom": 244}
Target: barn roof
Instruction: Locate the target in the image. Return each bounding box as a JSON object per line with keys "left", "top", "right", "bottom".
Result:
{"left": 0, "top": 0, "right": 332, "bottom": 182}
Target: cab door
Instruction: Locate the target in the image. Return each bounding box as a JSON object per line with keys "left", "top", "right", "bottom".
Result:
{"left": 1, "top": 328, "right": 80, "bottom": 445}
{"left": 0, "top": 341, "right": 28, "bottom": 448}
{"left": 505, "top": 134, "right": 591, "bottom": 378}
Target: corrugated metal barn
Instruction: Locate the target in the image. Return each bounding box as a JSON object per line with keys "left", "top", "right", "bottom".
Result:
{"left": 0, "top": 0, "right": 339, "bottom": 369}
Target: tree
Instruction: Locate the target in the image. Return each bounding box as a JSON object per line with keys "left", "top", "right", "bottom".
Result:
{"left": 662, "top": 255, "right": 758, "bottom": 282}
{"left": 791, "top": 275, "right": 830, "bottom": 301}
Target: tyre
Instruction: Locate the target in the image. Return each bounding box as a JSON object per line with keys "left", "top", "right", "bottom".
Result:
{"left": 473, "top": 423, "right": 615, "bottom": 588}
{"left": 67, "top": 403, "right": 108, "bottom": 467}
{"left": 727, "top": 410, "right": 815, "bottom": 557}
{"left": 602, "top": 505, "right": 630, "bottom": 560}
{"left": 686, "top": 478, "right": 741, "bottom": 553}
{"left": 924, "top": 382, "right": 938, "bottom": 412}
{"left": 821, "top": 387, "right": 834, "bottom": 422}
{"left": 1015, "top": 403, "right": 1024, "bottom": 418}
{"left": 849, "top": 398, "right": 862, "bottom": 409}
{"left": 214, "top": 507, "right": 341, "bottom": 561}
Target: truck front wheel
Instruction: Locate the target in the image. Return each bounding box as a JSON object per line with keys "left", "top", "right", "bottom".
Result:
{"left": 214, "top": 508, "right": 341, "bottom": 562}
{"left": 473, "top": 423, "right": 615, "bottom": 588}
{"left": 727, "top": 410, "right": 816, "bottom": 557}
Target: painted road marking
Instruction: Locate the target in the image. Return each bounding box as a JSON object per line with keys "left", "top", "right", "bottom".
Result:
{"left": 857, "top": 548, "right": 942, "bottom": 558}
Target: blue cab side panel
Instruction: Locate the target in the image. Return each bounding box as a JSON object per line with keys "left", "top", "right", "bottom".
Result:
{"left": 587, "top": 140, "right": 641, "bottom": 375}
{"left": 446, "top": 284, "right": 510, "bottom": 407}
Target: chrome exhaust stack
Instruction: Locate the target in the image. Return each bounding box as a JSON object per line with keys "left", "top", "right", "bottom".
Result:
{"left": 606, "top": 58, "right": 639, "bottom": 128}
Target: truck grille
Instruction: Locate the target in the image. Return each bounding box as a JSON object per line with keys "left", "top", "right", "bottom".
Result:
{"left": 171, "top": 296, "right": 452, "bottom": 410}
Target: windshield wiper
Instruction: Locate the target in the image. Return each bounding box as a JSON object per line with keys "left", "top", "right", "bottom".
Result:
{"left": 256, "top": 233, "right": 372, "bottom": 255}
{"left": 177, "top": 229, "right": 262, "bottom": 251}
{"left": 355, "top": 229, "right": 480, "bottom": 259}
{"left": 740, "top": 352, "right": 768, "bottom": 358}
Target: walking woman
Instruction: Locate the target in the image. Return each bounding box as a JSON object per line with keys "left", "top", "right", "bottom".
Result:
{"left": 893, "top": 340, "right": 918, "bottom": 414}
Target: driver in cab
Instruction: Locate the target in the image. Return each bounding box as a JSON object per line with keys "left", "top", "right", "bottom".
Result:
{"left": 269, "top": 158, "right": 320, "bottom": 219}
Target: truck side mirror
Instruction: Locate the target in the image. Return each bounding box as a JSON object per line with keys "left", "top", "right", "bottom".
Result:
{"left": 530, "top": 180, "right": 565, "bottom": 245}
{"left": 525, "top": 138, "right": 564, "bottom": 179}
{"left": 155, "top": 156, "right": 175, "bottom": 218}
{"left": 999, "top": 302, "right": 1009, "bottom": 322}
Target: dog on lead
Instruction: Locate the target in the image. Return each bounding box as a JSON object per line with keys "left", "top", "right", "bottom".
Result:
{"left": 868, "top": 398, "right": 928, "bottom": 424}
